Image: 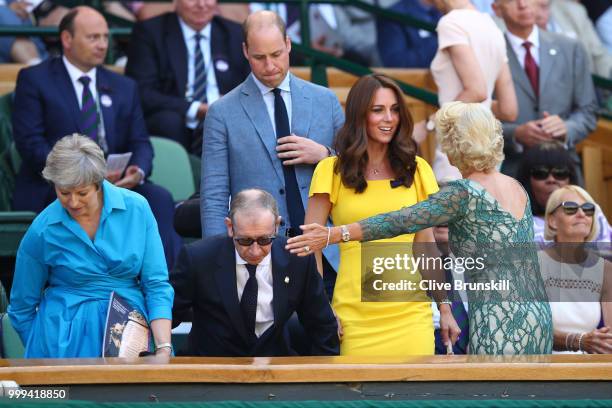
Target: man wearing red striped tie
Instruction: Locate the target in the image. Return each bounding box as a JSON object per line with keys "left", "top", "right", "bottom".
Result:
{"left": 492, "top": 0, "right": 597, "bottom": 180}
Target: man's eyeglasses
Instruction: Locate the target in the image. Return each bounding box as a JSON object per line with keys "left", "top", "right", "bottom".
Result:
{"left": 232, "top": 230, "right": 277, "bottom": 247}
{"left": 553, "top": 201, "right": 595, "bottom": 217}
{"left": 530, "top": 166, "right": 570, "bottom": 181}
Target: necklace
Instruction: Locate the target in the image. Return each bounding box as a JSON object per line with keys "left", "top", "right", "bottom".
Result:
{"left": 368, "top": 160, "right": 386, "bottom": 175}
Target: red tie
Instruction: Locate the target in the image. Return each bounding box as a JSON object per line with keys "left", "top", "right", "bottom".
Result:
{"left": 522, "top": 41, "right": 539, "bottom": 97}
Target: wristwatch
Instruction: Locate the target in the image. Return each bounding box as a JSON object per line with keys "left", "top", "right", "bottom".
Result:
{"left": 340, "top": 225, "right": 350, "bottom": 242}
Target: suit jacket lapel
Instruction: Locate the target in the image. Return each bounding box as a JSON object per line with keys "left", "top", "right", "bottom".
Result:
{"left": 289, "top": 74, "right": 312, "bottom": 140}
{"left": 52, "top": 58, "right": 82, "bottom": 133}
{"left": 537, "top": 30, "right": 555, "bottom": 99}
{"left": 505, "top": 35, "right": 536, "bottom": 102}
{"left": 214, "top": 238, "right": 251, "bottom": 344}
{"left": 166, "top": 15, "right": 188, "bottom": 99}
{"left": 271, "top": 241, "right": 290, "bottom": 326}
{"left": 96, "top": 68, "right": 115, "bottom": 152}
{"left": 240, "top": 76, "right": 284, "bottom": 183}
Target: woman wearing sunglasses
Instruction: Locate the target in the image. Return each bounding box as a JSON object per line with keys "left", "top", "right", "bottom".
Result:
{"left": 539, "top": 185, "right": 612, "bottom": 354}
{"left": 517, "top": 142, "right": 612, "bottom": 244}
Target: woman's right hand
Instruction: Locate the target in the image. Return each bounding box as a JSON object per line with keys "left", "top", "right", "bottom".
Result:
{"left": 582, "top": 327, "right": 612, "bottom": 354}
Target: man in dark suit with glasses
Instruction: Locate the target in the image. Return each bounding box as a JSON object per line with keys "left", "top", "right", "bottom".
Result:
{"left": 171, "top": 188, "right": 339, "bottom": 357}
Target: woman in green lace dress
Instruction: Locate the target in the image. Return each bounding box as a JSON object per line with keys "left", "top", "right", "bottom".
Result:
{"left": 287, "top": 102, "right": 553, "bottom": 354}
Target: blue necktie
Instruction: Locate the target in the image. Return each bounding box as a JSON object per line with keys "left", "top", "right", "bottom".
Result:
{"left": 273, "top": 88, "right": 305, "bottom": 231}
{"left": 78, "top": 76, "right": 98, "bottom": 142}
{"left": 192, "top": 32, "right": 207, "bottom": 103}
{"left": 241, "top": 264, "right": 258, "bottom": 337}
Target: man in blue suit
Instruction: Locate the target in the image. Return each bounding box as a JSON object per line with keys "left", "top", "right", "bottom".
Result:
{"left": 173, "top": 189, "right": 339, "bottom": 357}
{"left": 201, "top": 10, "right": 344, "bottom": 297}
{"left": 11, "top": 6, "right": 180, "bottom": 269}
{"left": 125, "top": 0, "right": 250, "bottom": 154}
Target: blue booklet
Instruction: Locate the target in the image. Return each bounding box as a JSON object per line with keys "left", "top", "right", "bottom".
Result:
{"left": 102, "top": 291, "right": 150, "bottom": 357}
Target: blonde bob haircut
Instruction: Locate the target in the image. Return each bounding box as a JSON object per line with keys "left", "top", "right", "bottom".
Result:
{"left": 544, "top": 185, "right": 599, "bottom": 242}
{"left": 435, "top": 101, "right": 504, "bottom": 174}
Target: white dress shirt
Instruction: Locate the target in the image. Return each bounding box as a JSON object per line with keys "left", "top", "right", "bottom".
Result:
{"left": 235, "top": 251, "right": 274, "bottom": 337}
{"left": 252, "top": 73, "right": 292, "bottom": 136}
{"left": 506, "top": 26, "right": 541, "bottom": 69}
{"left": 179, "top": 18, "right": 220, "bottom": 129}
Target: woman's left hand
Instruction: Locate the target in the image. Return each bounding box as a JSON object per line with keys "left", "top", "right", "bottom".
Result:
{"left": 285, "top": 223, "right": 330, "bottom": 256}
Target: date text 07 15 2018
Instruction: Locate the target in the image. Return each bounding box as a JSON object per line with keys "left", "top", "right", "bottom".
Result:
{"left": 1, "top": 385, "right": 69, "bottom": 399}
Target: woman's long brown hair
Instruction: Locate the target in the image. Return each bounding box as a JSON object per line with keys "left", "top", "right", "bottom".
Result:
{"left": 334, "top": 74, "right": 417, "bottom": 193}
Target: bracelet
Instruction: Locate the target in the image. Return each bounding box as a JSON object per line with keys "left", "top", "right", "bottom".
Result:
{"left": 437, "top": 298, "right": 452, "bottom": 308}
{"left": 325, "top": 227, "right": 331, "bottom": 248}
{"left": 155, "top": 342, "right": 173, "bottom": 352}
{"left": 577, "top": 332, "right": 586, "bottom": 353}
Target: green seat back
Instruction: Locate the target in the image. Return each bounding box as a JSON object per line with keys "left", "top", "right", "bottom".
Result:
{"left": 1, "top": 312, "right": 25, "bottom": 358}
{"left": 149, "top": 136, "right": 195, "bottom": 202}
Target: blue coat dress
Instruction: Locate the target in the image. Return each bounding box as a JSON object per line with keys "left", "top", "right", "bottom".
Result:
{"left": 8, "top": 181, "right": 174, "bottom": 358}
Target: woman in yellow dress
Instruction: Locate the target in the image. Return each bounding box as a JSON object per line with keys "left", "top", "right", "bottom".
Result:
{"left": 305, "top": 74, "right": 458, "bottom": 356}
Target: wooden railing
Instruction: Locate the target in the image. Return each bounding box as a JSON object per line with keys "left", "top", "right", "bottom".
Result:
{"left": 1, "top": 355, "right": 612, "bottom": 385}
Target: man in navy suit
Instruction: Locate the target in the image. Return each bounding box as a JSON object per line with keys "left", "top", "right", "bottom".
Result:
{"left": 172, "top": 189, "right": 339, "bottom": 357}
{"left": 126, "top": 0, "right": 250, "bottom": 154}
{"left": 11, "top": 6, "right": 181, "bottom": 269}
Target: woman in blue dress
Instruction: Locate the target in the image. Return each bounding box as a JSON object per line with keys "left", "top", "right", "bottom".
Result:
{"left": 8, "top": 134, "right": 174, "bottom": 358}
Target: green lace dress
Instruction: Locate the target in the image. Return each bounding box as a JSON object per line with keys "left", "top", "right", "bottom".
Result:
{"left": 360, "top": 179, "right": 553, "bottom": 354}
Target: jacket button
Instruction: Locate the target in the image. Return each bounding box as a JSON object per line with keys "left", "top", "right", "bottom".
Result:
{"left": 279, "top": 188, "right": 285, "bottom": 195}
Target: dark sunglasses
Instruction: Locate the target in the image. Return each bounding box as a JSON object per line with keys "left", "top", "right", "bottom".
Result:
{"left": 530, "top": 166, "right": 570, "bottom": 181}
{"left": 233, "top": 235, "right": 277, "bottom": 247}
{"left": 553, "top": 201, "right": 595, "bottom": 216}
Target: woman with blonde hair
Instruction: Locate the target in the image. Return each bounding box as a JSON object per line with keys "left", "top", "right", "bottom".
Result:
{"left": 539, "top": 185, "right": 612, "bottom": 354}
{"left": 288, "top": 101, "right": 553, "bottom": 354}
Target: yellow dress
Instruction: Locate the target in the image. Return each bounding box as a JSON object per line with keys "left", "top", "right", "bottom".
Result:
{"left": 310, "top": 156, "right": 438, "bottom": 356}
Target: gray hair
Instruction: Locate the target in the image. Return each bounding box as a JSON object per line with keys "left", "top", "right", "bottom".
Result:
{"left": 42, "top": 134, "right": 106, "bottom": 189}
{"left": 229, "top": 189, "right": 279, "bottom": 222}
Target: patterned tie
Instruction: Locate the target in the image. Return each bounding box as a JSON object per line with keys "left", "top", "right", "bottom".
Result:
{"left": 446, "top": 266, "right": 469, "bottom": 354}
{"left": 192, "top": 32, "right": 207, "bottom": 103}
{"left": 273, "top": 88, "right": 305, "bottom": 231}
{"left": 78, "top": 76, "right": 98, "bottom": 141}
{"left": 522, "top": 41, "right": 539, "bottom": 97}
{"left": 240, "top": 264, "right": 258, "bottom": 337}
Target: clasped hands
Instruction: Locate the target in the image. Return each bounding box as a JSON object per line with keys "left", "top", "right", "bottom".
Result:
{"left": 516, "top": 112, "right": 567, "bottom": 148}
{"left": 277, "top": 135, "right": 329, "bottom": 165}
{"left": 106, "top": 165, "right": 143, "bottom": 189}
